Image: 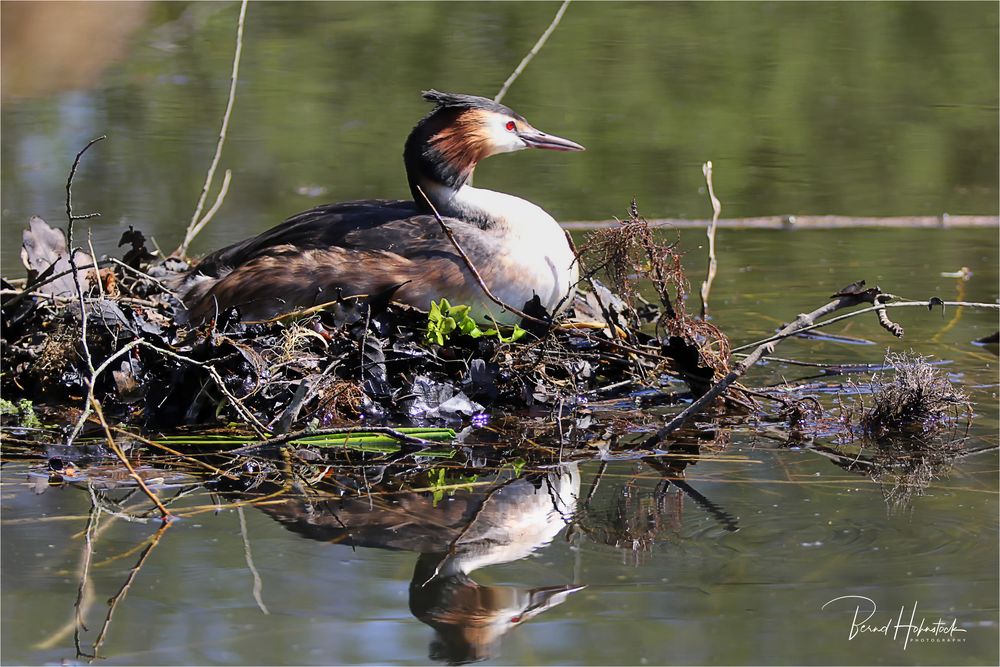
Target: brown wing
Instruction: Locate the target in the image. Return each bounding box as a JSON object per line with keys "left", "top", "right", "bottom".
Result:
{"left": 190, "top": 199, "right": 421, "bottom": 277}
{"left": 177, "top": 204, "right": 499, "bottom": 323}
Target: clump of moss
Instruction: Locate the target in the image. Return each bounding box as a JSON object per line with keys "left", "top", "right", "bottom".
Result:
{"left": 0, "top": 398, "right": 42, "bottom": 428}
{"left": 861, "top": 351, "right": 970, "bottom": 436}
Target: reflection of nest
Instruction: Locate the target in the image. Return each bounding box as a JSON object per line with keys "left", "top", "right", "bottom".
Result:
{"left": 815, "top": 427, "right": 968, "bottom": 511}
{"left": 866, "top": 431, "right": 967, "bottom": 510}
{"left": 577, "top": 476, "right": 684, "bottom": 558}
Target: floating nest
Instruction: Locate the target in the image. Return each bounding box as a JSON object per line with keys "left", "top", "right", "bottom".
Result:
{"left": 2, "top": 204, "right": 734, "bottom": 435}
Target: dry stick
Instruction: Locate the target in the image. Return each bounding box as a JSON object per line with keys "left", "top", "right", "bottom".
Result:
{"left": 495, "top": 0, "right": 572, "bottom": 103}
{"left": 643, "top": 295, "right": 888, "bottom": 448}
{"left": 65, "top": 137, "right": 107, "bottom": 377}
{"left": 415, "top": 187, "right": 679, "bottom": 371}
{"left": 237, "top": 506, "right": 270, "bottom": 615}
{"left": 91, "top": 397, "right": 174, "bottom": 520}
{"left": 731, "top": 300, "right": 1000, "bottom": 354}
{"left": 179, "top": 169, "right": 233, "bottom": 256}
{"left": 90, "top": 521, "right": 171, "bottom": 657}
{"left": 65, "top": 136, "right": 107, "bottom": 247}
{"left": 699, "top": 161, "right": 721, "bottom": 319}
{"left": 175, "top": 0, "right": 247, "bottom": 257}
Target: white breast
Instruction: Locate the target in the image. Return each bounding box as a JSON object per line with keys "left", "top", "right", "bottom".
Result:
{"left": 452, "top": 186, "right": 579, "bottom": 324}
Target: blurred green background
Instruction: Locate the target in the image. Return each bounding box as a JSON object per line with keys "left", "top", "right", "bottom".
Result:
{"left": 1, "top": 1, "right": 997, "bottom": 267}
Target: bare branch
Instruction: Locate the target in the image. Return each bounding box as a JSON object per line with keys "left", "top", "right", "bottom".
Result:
{"left": 731, "top": 300, "right": 1000, "bottom": 354}
{"left": 175, "top": 0, "right": 247, "bottom": 257}
{"left": 495, "top": 0, "right": 572, "bottom": 104}
{"left": 644, "top": 292, "right": 906, "bottom": 447}
{"left": 699, "top": 161, "right": 721, "bottom": 318}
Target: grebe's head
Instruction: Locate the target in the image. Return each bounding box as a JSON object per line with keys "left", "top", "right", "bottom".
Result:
{"left": 405, "top": 90, "right": 584, "bottom": 196}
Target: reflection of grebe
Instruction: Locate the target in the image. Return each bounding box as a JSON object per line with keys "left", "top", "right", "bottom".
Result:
{"left": 249, "top": 464, "right": 582, "bottom": 664}
{"left": 176, "top": 91, "right": 584, "bottom": 325}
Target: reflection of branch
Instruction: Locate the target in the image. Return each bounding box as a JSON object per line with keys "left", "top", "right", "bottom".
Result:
{"left": 74, "top": 490, "right": 100, "bottom": 659}
{"left": 667, "top": 477, "right": 739, "bottom": 533}
{"left": 583, "top": 461, "right": 607, "bottom": 506}
{"left": 232, "top": 425, "right": 441, "bottom": 455}
{"left": 494, "top": 0, "right": 572, "bottom": 104}
{"left": 108, "top": 425, "right": 239, "bottom": 480}
{"left": 91, "top": 522, "right": 171, "bottom": 657}
{"left": 237, "top": 506, "right": 270, "bottom": 615}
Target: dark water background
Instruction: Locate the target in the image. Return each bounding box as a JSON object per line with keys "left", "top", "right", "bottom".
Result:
{"left": 1, "top": 2, "right": 998, "bottom": 665}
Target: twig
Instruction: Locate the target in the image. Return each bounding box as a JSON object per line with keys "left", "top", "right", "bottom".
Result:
{"left": 178, "top": 169, "right": 233, "bottom": 256}
{"left": 415, "top": 185, "right": 550, "bottom": 326}
{"left": 237, "top": 506, "right": 270, "bottom": 615}
{"left": 495, "top": 0, "right": 572, "bottom": 104}
{"left": 90, "top": 396, "right": 174, "bottom": 521}
{"left": 66, "top": 136, "right": 107, "bottom": 235}
{"left": 175, "top": 0, "right": 247, "bottom": 257}
{"left": 699, "top": 161, "right": 721, "bottom": 319}
{"left": 87, "top": 231, "right": 104, "bottom": 301}
{"left": 63, "top": 137, "right": 106, "bottom": 446}
{"left": 731, "top": 300, "right": 1000, "bottom": 354}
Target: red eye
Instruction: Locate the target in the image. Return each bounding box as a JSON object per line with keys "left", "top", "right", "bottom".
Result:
{"left": 505, "top": 120, "right": 516, "bottom": 131}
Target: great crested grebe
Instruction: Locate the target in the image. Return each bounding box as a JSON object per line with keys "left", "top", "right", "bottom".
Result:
{"left": 176, "top": 90, "right": 584, "bottom": 325}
